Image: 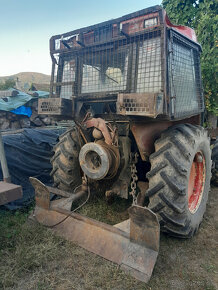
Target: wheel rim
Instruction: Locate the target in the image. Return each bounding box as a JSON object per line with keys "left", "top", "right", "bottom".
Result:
{"left": 188, "top": 151, "right": 206, "bottom": 214}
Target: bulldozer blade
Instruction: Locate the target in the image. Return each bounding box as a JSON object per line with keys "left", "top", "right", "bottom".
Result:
{"left": 30, "top": 178, "right": 160, "bottom": 283}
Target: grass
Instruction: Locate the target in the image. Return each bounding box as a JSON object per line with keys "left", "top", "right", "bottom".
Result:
{"left": 77, "top": 195, "right": 131, "bottom": 224}
{"left": 0, "top": 209, "right": 64, "bottom": 288}
{"left": 0, "top": 187, "right": 217, "bottom": 289}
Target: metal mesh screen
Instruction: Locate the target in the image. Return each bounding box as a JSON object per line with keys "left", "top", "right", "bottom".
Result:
{"left": 60, "top": 57, "right": 76, "bottom": 99}
{"left": 168, "top": 32, "right": 203, "bottom": 118}
{"left": 51, "top": 28, "right": 164, "bottom": 99}
{"left": 136, "top": 36, "right": 162, "bottom": 93}
{"left": 81, "top": 45, "right": 129, "bottom": 93}
{"left": 49, "top": 7, "right": 204, "bottom": 120}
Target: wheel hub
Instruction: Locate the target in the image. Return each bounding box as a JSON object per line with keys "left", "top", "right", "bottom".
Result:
{"left": 79, "top": 141, "right": 120, "bottom": 180}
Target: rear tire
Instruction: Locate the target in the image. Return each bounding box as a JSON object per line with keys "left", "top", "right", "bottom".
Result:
{"left": 50, "top": 127, "right": 82, "bottom": 192}
{"left": 146, "top": 124, "right": 211, "bottom": 238}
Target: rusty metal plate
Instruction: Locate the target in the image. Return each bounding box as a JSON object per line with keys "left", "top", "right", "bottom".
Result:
{"left": 30, "top": 202, "right": 159, "bottom": 283}
{"left": 117, "top": 93, "right": 163, "bottom": 117}
{"left": 131, "top": 121, "right": 172, "bottom": 160}
{"left": 38, "top": 98, "right": 73, "bottom": 116}
{"left": 0, "top": 182, "right": 22, "bottom": 205}
{"left": 29, "top": 177, "right": 50, "bottom": 209}
{"left": 129, "top": 206, "right": 159, "bottom": 252}
{"left": 30, "top": 178, "right": 160, "bottom": 283}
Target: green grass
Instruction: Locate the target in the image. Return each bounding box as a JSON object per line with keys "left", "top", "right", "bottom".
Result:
{"left": 0, "top": 207, "right": 66, "bottom": 288}
{"left": 0, "top": 208, "right": 29, "bottom": 250}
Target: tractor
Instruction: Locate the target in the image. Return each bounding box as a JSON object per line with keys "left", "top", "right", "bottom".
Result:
{"left": 31, "top": 5, "right": 212, "bottom": 282}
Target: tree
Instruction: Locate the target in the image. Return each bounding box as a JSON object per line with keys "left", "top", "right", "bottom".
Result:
{"left": 162, "top": 0, "right": 218, "bottom": 116}
{"left": 0, "top": 79, "right": 16, "bottom": 90}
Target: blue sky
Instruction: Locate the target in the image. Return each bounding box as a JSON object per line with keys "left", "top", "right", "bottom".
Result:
{"left": 0, "top": 0, "right": 161, "bottom": 76}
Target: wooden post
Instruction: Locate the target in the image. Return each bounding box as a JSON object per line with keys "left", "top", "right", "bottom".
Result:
{"left": 0, "top": 131, "right": 11, "bottom": 183}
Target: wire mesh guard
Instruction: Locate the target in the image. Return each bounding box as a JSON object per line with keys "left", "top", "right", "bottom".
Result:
{"left": 50, "top": 20, "right": 203, "bottom": 119}
{"left": 136, "top": 37, "right": 161, "bottom": 93}
{"left": 81, "top": 48, "right": 129, "bottom": 94}
{"left": 168, "top": 33, "right": 203, "bottom": 118}
{"left": 53, "top": 30, "right": 163, "bottom": 100}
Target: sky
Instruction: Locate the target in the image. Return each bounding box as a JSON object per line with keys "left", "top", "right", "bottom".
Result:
{"left": 0, "top": 0, "right": 161, "bottom": 77}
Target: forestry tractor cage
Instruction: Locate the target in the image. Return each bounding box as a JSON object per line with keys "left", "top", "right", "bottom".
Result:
{"left": 34, "top": 5, "right": 207, "bottom": 283}
{"left": 39, "top": 5, "right": 203, "bottom": 120}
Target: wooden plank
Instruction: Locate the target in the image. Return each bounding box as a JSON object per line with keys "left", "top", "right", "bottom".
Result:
{"left": 0, "top": 182, "right": 22, "bottom": 205}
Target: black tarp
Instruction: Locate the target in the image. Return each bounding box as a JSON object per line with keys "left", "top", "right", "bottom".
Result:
{"left": 0, "top": 128, "right": 65, "bottom": 209}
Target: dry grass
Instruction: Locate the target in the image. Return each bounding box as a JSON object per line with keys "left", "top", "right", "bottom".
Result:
{"left": 77, "top": 195, "right": 131, "bottom": 224}
{"left": 0, "top": 187, "right": 217, "bottom": 290}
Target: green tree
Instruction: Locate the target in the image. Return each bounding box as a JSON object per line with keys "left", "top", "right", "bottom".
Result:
{"left": 0, "top": 79, "right": 16, "bottom": 90}
{"left": 162, "top": 0, "right": 218, "bottom": 115}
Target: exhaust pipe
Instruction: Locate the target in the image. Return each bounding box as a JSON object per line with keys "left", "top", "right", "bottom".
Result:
{"left": 79, "top": 141, "right": 119, "bottom": 180}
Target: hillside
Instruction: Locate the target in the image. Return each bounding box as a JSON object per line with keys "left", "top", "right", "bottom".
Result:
{"left": 0, "top": 72, "right": 50, "bottom": 91}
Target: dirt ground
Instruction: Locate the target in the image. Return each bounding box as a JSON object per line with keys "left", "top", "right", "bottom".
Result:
{"left": 0, "top": 186, "right": 217, "bottom": 290}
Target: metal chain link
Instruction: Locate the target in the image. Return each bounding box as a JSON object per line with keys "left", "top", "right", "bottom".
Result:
{"left": 129, "top": 152, "right": 139, "bottom": 205}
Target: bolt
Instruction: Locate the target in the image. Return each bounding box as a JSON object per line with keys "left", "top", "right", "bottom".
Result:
{"left": 196, "top": 154, "right": 203, "bottom": 163}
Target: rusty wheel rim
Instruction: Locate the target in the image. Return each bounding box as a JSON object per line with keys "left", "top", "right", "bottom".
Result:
{"left": 188, "top": 151, "right": 206, "bottom": 214}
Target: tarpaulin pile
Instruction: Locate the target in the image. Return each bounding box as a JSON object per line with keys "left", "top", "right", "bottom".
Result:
{"left": 0, "top": 89, "right": 52, "bottom": 130}
{"left": 0, "top": 89, "right": 33, "bottom": 111}
{"left": 0, "top": 128, "right": 65, "bottom": 210}
{"left": 0, "top": 88, "right": 49, "bottom": 112}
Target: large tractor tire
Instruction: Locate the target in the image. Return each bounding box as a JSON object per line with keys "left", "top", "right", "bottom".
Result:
{"left": 146, "top": 124, "right": 211, "bottom": 238}
{"left": 211, "top": 139, "right": 218, "bottom": 186}
{"left": 50, "top": 127, "right": 82, "bottom": 192}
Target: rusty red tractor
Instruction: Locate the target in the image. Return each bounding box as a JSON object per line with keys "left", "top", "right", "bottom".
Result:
{"left": 31, "top": 5, "right": 212, "bottom": 282}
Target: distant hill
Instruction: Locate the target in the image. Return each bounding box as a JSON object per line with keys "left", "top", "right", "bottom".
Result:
{"left": 0, "top": 72, "right": 50, "bottom": 91}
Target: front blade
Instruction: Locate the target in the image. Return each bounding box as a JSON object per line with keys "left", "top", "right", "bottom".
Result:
{"left": 31, "top": 203, "right": 159, "bottom": 283}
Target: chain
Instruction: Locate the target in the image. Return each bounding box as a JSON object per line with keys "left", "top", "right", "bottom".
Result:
{"left": 129, "top": 152, "right": 139, "bottom": 205}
